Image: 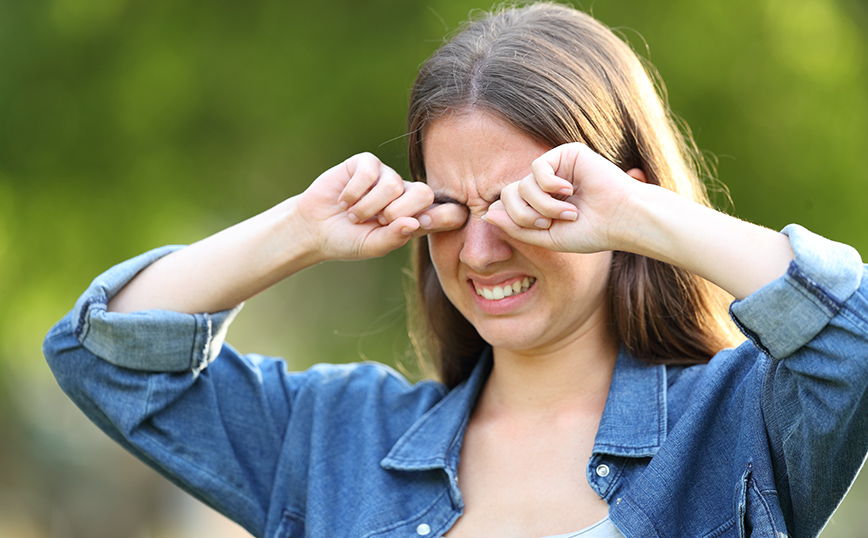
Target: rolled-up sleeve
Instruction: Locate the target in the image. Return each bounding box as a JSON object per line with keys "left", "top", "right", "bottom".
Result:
{"left": 69, "top": 246, "right": 241, "bottom": 371}
{"left": 43, "top": 247, "right": 285, "bottom": 537}
{"left": 730, "top": 224, "right": 863, "bottom": 358}
{"left": 731, "top": 224, "right": 868, "bottom": 536}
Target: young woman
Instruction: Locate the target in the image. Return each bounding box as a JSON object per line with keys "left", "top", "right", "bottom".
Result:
{"left": 44, "top": 3, "right": 868, "bottom": 537}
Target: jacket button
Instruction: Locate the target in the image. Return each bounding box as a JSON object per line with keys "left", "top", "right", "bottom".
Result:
{"left": 596, "top": 464, "right": 610, "bottom": 477}
{"left": 416, "top": 523, "right": 431, "bottom": 536}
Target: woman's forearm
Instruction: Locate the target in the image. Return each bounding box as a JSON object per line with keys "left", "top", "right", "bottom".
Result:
{"left": 622, "top": 183, "right": 795, "bottom": 300}
{"left": 107, "top": 197, "right": 320, "bottom": 314}
{"left": 107, "top": 153, "right": 467, "bottom": 315}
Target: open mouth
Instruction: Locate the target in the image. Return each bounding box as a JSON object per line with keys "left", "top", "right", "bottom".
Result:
{"left": 473, "top": 277, "right": 536, "bottom": 301}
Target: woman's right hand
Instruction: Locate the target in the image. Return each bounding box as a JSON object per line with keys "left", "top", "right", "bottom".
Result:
{"left": 109, "top": 153, "right": 467, "bottom": 314}
{"left": 294, "top": 152, "right": 467, "bottom": 262}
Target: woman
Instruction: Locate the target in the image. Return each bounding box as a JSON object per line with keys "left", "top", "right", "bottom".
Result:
{"left": 43, "top": 3, "right": 867, "bottom": 537}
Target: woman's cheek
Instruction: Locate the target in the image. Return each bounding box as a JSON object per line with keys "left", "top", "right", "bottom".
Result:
{"left": 427, "top": 231, "right": 465, "bottom": 296}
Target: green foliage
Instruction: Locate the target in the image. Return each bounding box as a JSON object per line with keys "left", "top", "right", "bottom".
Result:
{"left": 1, "top": 0, "right": 866, "bottom": 536}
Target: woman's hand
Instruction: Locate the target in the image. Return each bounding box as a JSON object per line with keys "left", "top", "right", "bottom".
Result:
{"left": 482, "top": 143, "right": 645, "bottom": 254}
{"left": 482, "top": 142, "right": 794, "bottom": 300}
{"left": 294, "top": 152, "right": 468, "bottom": 261}
{"left": 109, "top": 153, "right": 467, "bottom": 314}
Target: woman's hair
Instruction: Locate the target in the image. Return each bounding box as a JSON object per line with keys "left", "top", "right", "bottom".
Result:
{"left": 407, "top": 2, "right": 743, "bottom": 388}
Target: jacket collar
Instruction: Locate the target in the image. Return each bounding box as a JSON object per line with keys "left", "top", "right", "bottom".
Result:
{"left": 593, "top": 348, "right": 668, "bottom": 458}
{"left": 381, "top": 348, "right": 491, "bottom": 473}
{"left": 381, "top": 346, "right": 667, "bottom": 472}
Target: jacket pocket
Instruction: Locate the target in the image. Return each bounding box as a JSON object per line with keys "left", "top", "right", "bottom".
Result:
{"left": 736, "top": 463, "right": 789, "bottom": 538}
{"left": 274, "top": 510, "right": 305, "bottom": 538}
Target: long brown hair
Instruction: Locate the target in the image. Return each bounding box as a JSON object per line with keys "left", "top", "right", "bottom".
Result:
{"left": 407, "top": 2, "right": 742, "bottom": 388}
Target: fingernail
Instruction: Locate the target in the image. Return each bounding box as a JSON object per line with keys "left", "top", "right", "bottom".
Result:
{"left": 534, "top": 218, "right": 551, "bottom": 229}
{"left": 559, "top": 211, "right": 578, "bottom": 221}
{"left": 339, "top": 200, "right": 349, "bottom": 210}
{"left": 377, "top": 214, "right": 387, "bottom": 226}
{"left": 347, "top": 213, "right": 359, "bottom": 224}
{"left": 401, "top": 226, "right": 414, "bottom": 236}
{"left": 558, "top": 188, "right": 573, "bottom": 197}
{"left": 419, "top": 214, "right": 432, "bottom": 228}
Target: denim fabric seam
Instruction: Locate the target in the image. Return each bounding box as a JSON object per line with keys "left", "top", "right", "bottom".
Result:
{"left": 655, "top": 364, "right": 668, "bottom": 445}
{"left": 612, "top": 495, "right": 660, "bottom": 538}
{"left": 75, "top": 296, "right": 101, "bottom": 343}
{"left": 729, "top": 306, "right": 771, "bottom": 358}
{"left": 276, "top": 507, "right": 305, "bottom": 536}
{"left": 749, "top": 479, "right": 780, "bottom": 532}
{"left": 590, "top": 456, "right": 625, "bottom": 500}
{"left": 593, "top": 442, "right": 660, "bottom": 454}
{"left": 190, "top": 312, "right": 209, "bottom": 371}
{"left": 839, "top": 295, "right": 868, "bottom": 332}
{"left": 786, "top": 263, "right": 843, "bottom": 312}
{"left": 784, "top": 267, "right": 839, "bottom": 323}
{"left": 188, "top": 314, "right": 200, "bottom": 371}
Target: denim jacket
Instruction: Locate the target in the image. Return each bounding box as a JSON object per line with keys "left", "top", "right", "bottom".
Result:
{"left": 43, "top": 225, "right": 868, "bottom": 538}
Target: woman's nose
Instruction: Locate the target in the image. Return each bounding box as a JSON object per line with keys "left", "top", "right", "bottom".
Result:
{"left": 459, "top": 215, "right": 513, "bottom": 271}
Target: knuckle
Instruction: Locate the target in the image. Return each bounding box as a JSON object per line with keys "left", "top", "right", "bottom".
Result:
{"left": 412, "top": 184, "right": 434, "bottom": 207}
{"left": 384, "top": 177, "right": 404, "bottom": 197}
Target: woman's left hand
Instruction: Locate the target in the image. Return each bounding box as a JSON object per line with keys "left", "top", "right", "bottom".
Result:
{"left": 482, "top": 142, "right": 646, "bottom": 254}
{"left": 484, "top": 142, "right": 795, "bottom": 300}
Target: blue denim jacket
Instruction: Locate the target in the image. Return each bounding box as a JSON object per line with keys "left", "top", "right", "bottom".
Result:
{"left": 43, "top": 225, "right": 868, "bottom": 538}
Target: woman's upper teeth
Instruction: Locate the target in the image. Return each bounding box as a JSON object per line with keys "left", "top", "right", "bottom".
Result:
{"left": 474, "top": 277, "right": 535, "bottom": 300}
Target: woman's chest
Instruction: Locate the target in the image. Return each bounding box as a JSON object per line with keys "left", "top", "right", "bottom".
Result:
{"left": 444, "top": 413, "right": 610, "bottom": 538}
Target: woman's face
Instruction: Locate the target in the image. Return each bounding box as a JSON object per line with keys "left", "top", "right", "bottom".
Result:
{"left": 423, "top": 111, "right": 614, "bottom": 354}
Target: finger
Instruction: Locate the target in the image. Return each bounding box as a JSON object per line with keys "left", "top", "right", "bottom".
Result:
{"left": 413, "top": 202, "right": 469, "bottom": 236}
{"left": 483, "top": 201, "right": 552, "bottom": 245}
{"left": 362, "top": 216, "right": 420, "bottom": 257}
{"left": 381, "top": 181, "right": 434, "bottom": 224}
{"left": 346, "top": 162, "right": 405, "bottom": 223}
{"left": 517, "top": 174, "right": 579, "bottom": 221}
{"left": 500, "top": 184, "right": 552, "bottom": 229}
{"left": 534, "top": 142, "right": 590, "bottom": 188}
{"left": 530, "top": 156, "right": 575, "bottom": 197}
{"left": 339, "top": 153, "right": 381, "bottom": 210}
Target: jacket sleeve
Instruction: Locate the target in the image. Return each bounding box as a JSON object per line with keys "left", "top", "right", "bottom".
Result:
{"left": 42, "top": 247, "right": 297, "bottom": 537}
{"left": 730, "top": 224, "right": 868, "bottom": 536}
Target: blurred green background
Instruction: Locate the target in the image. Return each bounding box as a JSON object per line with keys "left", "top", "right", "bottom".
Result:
{"left": 1, "top": 0, "right": 866, "bottom": 536}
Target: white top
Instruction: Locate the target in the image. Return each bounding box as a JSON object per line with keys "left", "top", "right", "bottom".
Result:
{"left": 539, "top": 516, "right": 625, "bottom": 538}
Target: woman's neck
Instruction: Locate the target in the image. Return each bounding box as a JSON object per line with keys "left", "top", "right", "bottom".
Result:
{"left": 481, "top": 320, "right": 619, "bottom": 419}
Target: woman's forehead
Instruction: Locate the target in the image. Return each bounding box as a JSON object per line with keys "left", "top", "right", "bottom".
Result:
{"left": 422, "top": 112, "right": 548, "bottom": 203}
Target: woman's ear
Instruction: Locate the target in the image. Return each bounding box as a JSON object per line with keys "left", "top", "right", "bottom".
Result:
{"left": 626, "top": 168, "right": 647, "bottom": 183}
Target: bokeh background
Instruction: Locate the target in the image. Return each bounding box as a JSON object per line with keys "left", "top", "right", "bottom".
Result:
{"left": 2, "top": 0, "right": 867, "bottom": 536}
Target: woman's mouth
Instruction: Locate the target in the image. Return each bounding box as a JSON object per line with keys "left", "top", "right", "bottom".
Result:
{"left": 473, "top": 277, "right": 536, "bottom": 301}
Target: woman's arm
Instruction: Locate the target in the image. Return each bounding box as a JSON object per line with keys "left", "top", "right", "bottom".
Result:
{"left": 483, "top": 142, "right": 794, "bottom": 299}
{"left": 486, "top": 142, "right": 868, "bottom": 535}
{"left": 109, "top": 152, "right": 467, "bottom": 314}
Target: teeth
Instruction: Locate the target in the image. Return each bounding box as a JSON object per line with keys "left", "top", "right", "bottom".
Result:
{"left": 475, "top": 277, "right": 535, "bottom": 301}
